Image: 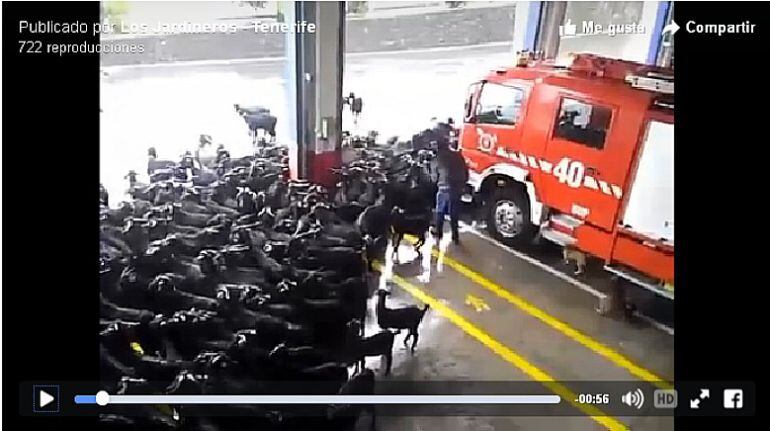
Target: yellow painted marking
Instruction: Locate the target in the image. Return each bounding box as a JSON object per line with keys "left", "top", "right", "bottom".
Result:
{"left": 465, "top": 294, "right": 491, "bottom": 312}
{"left": 155, "top": 404, "right": 174, "bottom": 416}
{"left": 374, "top": 262, "right": 628, "bottom": 431}
{"left": 402, "top": 235, "right": 672, "bottom": 389}
{"left": 130, "top": 342, "right": 145, "bottom": 357}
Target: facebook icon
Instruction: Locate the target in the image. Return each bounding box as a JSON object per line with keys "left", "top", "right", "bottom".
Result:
{"left": 723, "top": 389, "right": 743, "bottom": 409}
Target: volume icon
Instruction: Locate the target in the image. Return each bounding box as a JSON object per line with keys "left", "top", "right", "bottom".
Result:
{"left": 621, "top": 389, "right": 645, "bottom": 409}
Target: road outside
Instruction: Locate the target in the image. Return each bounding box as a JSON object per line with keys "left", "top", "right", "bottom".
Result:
{"left": 101, "top": 1, "right": 515, "bottom": 65}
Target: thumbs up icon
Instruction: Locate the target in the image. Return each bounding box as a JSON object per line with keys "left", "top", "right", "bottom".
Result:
{"left": 559, "top": 19, "right": 577, "bottom": 37}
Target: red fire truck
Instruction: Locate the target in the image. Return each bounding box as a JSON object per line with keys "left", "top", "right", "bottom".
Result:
{"left": 460, "top": 53, "right": 674, "bottom": 299}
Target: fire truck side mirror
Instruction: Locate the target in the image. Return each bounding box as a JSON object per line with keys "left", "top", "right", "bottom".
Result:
{"left": 463, "top": 99, "right": 473, "bottom": 122}
{"left": 464, "top": 105, "right": 477, "bottom": 123}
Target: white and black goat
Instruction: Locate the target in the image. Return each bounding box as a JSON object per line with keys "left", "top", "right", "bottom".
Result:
{"left": 375, "top": 289, "right": 429, "bottom": 353}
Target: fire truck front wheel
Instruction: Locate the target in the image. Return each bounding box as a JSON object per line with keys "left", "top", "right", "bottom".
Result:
{"left": 487, "top": 187, "right": 535, "bottom": 246}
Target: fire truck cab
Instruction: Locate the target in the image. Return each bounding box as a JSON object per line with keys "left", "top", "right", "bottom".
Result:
{"left": 460, "top": 53, "right": 674, "bottom": 299}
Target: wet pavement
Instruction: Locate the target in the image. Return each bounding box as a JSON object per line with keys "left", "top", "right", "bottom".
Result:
{"left": 358, "top": 232, "right": 673, "bottom": 431}
{"left": 458, "top": 213, "right": 675, "bottom": 329}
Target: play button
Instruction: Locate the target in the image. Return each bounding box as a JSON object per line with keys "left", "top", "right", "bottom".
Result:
{"left": 39, "top": 390, "right": 54, "bottom": 408}
{"left": 32, "top": 385, "right": 59, "bottom": 413}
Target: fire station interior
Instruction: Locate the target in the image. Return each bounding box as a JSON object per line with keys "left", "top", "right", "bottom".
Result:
{"left": 292, "top": 4, "right": 673, "bottom": 430}
{"left": 97, "top": 1, "right": 676, "bottom": 430}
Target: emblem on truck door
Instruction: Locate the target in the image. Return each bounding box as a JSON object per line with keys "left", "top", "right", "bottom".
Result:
{"left": 476, "top": 127, "right": 496, "bottom": 153}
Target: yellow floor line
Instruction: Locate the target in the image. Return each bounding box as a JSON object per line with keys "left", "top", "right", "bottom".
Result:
{"left": 374, "top": 262, "right": 628, "bottom": 431}
{"left": 403, "top": 235, "right": 672, "bottom": 389}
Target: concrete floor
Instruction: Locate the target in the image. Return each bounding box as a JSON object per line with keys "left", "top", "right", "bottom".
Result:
{"left": 358, "top": 231, "right": 674, "bottom": 431}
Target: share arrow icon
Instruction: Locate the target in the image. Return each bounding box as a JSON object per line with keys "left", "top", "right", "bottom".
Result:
{"left": 662, "top": 21, "right": 680, "bottom": 36}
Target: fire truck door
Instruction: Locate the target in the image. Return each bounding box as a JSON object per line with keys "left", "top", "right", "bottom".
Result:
{"left": 542, "top": 96, "right": 622, "bottom": 230}
{"left": 461, "top": 82, "right": 528, "bottom": 174}
{"left": 460, "top": 82, "right": 484, "bottom": 172}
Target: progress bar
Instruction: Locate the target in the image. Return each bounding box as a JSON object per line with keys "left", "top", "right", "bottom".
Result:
{"left": 75, "top": 392, "right": 561, "bottom": 405}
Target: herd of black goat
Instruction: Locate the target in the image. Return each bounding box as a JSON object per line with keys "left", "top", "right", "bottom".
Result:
{"left": 99, "top": 117, "right": 446, "bottom": 431}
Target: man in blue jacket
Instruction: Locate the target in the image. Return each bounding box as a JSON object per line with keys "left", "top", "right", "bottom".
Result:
{"left": 433, "top": 127, "right": 468, "bottom": 244}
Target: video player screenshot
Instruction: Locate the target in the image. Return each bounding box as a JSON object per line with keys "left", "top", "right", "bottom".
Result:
{"left": 1, "top": 1, "right": 760, "bottom": 430}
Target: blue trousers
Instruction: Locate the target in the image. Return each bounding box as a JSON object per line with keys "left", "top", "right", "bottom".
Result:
{"left": 435, "top": 188, "right": 460, "bottom": 239}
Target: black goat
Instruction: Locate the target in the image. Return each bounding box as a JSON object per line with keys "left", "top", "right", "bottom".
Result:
{"left": 345, "top": 319, "right": 397, "bottom": 375}
{"left": 327, "top": 368, "right": 376, "bottom": 431}
{"left": 234, "top": 104, "right": 270, "bottom": 117}
{"left": 169, "top": 203, "right": 216, "bottom": 228}
{"left": 100, "top": 293, "right": 154, "bottom": 323}
{"left": 102, "top": 123, "right": 442, "bottom": 429}
{"left": 375, "top": 289, "right": 429, "bottom": 353}
{"left": 243, "top": 113, "right": 277, "bottom": 141}
{"left": 356, "top": 198, "right": 392, "bottom": 241}
{"left": 267, "top": 342, "right": 330, "bottom": 369}
{"left": 389, "top": 207, "right": 431, "bottom": 262}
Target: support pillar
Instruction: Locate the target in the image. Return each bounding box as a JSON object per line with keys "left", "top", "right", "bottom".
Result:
{"left": 535, "top": 1, "right": 567, "bottom": 59}
{"left": 282, "top": 2, "right": 300, "bottom": 178}
{"left": 309, "top": 1, "right": 344, "bottom": 188}
{"left": 650, "top": 1, "right": 674, "bottom": 66}
{"left": 288, "top": 1, "right": 344, "bottom": 187}
{"left": 511, "top": 1, "right": 542, "bottom": 55}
